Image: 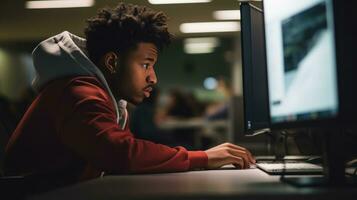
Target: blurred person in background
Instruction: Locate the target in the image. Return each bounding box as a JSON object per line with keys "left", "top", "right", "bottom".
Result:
{"left": 130, "top": 87, "right": 178, "bottom": 147}
{"left": 156, "top": 88, "right": 201, "bottom": 149}
{"left": 162, "top": 88, "right": 199, "bottom": 119}
{"left": 4, "top": 2, "right": 255, "bottom": 187}
{"left": 205, "top": 76, "right": 232, "bottom": 120}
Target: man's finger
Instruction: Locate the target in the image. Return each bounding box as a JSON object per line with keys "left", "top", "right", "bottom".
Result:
{"left": 245, "top": 150, "right": 256, "bottom": 164}
{"left": 228, "top": 149, "right": 250, "bottom": 169}
{"left": 228, "top": 147, "right": 254, "bottom": 166}
{"left": 227, "top": 143, "right": 255, "bottom": 164}
{"left": 230, "top": 155, "right": 245, "bottom": 169}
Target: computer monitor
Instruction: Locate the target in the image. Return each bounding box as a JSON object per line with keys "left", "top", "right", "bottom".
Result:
{"left": 263, "top": 0, "right": 338, "bottom": 128}
{"left": 263, "top": 0, "right": 357, "bottom": 185}
{"left": 240, "top": 2, "right": 270, "bottom": 136}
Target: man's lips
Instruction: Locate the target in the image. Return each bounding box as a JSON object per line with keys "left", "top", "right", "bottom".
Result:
{"left": 143, "top": 86, "right": 153, "bottom": 92}
{"left": 143, "top": 86, "right": 153, "bottom": 97}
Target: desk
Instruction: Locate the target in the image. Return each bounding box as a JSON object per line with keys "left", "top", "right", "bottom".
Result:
{"left": 29, "top": 168, "right": 357, "bottom": 200}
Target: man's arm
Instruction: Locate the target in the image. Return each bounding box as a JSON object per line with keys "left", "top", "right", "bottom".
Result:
{"left": 57, "top": 77, "right": 207, "bottom": 174}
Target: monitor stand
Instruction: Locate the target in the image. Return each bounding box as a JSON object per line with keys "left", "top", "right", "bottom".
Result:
{"left": 280, "top": 129, "right": 357, "bottom": 187}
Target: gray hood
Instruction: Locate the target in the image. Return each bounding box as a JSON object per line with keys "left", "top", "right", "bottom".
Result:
{"left": 32, "top": 31, "right": 125, "bottom": 124}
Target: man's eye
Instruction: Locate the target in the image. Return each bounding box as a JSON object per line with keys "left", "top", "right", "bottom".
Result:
{"left": 142, "top": 63, "right": 149, "bottom": 69}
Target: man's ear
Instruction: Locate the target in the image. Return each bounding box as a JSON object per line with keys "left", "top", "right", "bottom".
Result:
{"left": 103, "top": 52, "right": 119, "bottom": 74}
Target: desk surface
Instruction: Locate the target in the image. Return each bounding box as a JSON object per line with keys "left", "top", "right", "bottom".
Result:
{"left": 29, "top": 168, "right": 357, "bottom": 200}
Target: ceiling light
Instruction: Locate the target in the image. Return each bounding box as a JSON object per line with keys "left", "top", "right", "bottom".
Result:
{"left": 184, "top": 45, "right": 215, "bottom": 54}
{"left": 185, "top": 37, "right": 219, "bottom": 45}
{"left": 148, "top": 0, "right": 211, "bottom": 4}
{"left": 213, "top": 10, "right": 241, "bottom": 20}
{"left": 180, "top": 22, "right": 240, "bottom": 33}
{"left": 25, "top": 0, "right": 94, "bottom": 9}
{"left": 184, "top": 37, "right": 220, "bottom": 54}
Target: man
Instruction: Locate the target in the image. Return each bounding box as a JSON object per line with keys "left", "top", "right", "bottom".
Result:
{"left": 4, "top": 3, "right": 255, "bottom": 184}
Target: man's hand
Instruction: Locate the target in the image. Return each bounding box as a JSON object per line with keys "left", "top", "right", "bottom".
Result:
{"left": 205, "top": 143, "right": 255, "bottom": 169}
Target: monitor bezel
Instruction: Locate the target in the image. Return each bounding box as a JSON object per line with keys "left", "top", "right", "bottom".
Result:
{"left": 240, "top": 2, "right": 271, "bottom": 135}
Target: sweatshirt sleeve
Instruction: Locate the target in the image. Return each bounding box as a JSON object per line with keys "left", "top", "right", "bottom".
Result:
{"left": 56, "top": 78, "right": 208, "bottom": 174}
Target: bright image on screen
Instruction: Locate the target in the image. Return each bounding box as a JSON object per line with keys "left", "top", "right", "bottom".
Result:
{"left": 263, "top": 0, "right": 338, "bottom": 123}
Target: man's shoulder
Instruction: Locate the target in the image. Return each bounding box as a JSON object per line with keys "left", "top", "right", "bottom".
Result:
{"left": 65, "top": 76, "right": 105, "bottom": 91}
{"left": 61, "top": 76, "right": 111, "bottom": 102}
{"left": 40, "top": 76, "right": 111, "bottom": 104}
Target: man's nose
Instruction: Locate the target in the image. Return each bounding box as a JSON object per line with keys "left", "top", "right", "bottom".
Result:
{"left": 147, "top": 69, "right": 157, "bottom": 85}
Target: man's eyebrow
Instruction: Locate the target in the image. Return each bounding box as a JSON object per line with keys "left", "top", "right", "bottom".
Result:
{"left": 143, "top": 57, "right": 156, "bottom": 62}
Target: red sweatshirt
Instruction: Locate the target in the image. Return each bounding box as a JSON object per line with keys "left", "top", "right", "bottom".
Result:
{"left": 5, "top": 76, "right": 207, "bottom": 181}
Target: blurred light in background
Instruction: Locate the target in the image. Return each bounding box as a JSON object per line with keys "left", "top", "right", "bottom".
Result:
{"left": 0, "top": 48, "right": 8, "bottom": 78}
{"left": 180, "top": 22, "right": 240, "bottom": 33}
{"left": 148, "top": 0, "right": 211, "bottom": 5}
{"left": 25, "top": 0, "right": 95, "bottom": 9}
{"left": 0, "top": 49, "right": 36, "bottom": 101}
{"left": 213, "top": 10, "right": 241, "bottom": 20}
{"left": 184, "top": 37, "right": 220, "bottom": 54}
{"left": 203, "top": 77, "right": 218, "bottom": 90}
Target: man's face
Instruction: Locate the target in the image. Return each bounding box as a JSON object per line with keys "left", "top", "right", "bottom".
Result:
{"left": 116, "top": 42, "right": 158, "bottom": 105}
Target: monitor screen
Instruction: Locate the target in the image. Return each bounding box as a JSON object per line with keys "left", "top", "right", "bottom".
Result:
{"left": 263, "top": 0, "right": 339, "bottom": 124}
{"left": 240, "top": 2, "right": 270, "bottom": 134}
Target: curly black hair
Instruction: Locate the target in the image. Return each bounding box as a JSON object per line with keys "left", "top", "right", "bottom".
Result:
{"left": 84, "top": 3, "right": 173, "bottom": 64}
